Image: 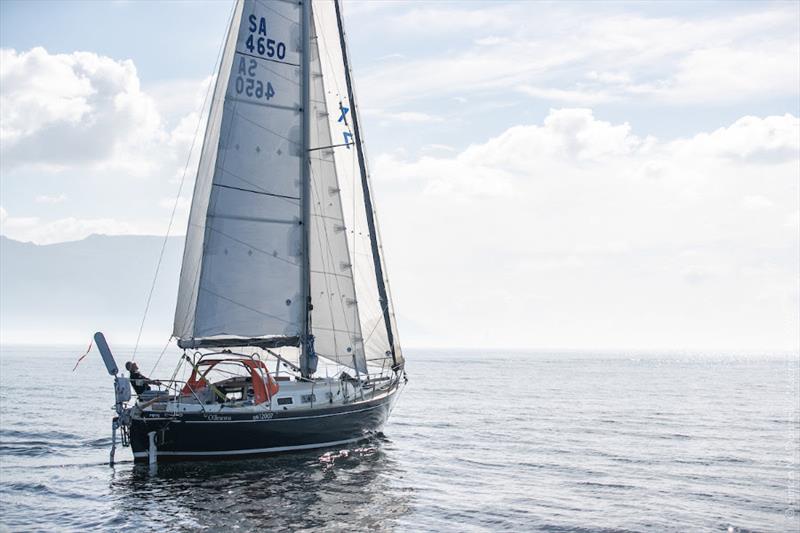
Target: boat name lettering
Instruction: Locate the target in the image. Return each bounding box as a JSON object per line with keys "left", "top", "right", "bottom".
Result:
{"left": 205, "top": 414, "right": 232, "bottom": 421}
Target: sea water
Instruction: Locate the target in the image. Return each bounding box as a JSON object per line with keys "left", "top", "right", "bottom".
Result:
{"left": 0, "top": 346, "right": 798, "bottom": 532}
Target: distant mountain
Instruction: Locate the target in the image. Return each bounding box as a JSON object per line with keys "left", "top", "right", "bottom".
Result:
{"left": 0, "top": 234, "right": 183, "bottom": 345}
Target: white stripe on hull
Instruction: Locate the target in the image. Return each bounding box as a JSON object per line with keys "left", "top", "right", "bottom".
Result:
{"left": 173, "top": 402, "right": 386, "bottom": 423}
{"left": 131, "top": 436, "right": 365, "bottom": 459}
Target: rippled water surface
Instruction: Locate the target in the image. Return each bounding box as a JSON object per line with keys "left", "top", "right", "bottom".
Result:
{"left": 1, "top": 346, "right": 798, "bottom": 532}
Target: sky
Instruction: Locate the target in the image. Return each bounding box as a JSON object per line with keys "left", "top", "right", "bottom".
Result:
{"left": 0, "top": 0, "right": 798, "bottom": 351}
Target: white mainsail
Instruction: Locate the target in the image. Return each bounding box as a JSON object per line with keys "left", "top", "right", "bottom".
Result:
{"left": 175, "top": 0, "right": 303, "bottom": 349}
{"left": 174, "top": 0, "right": 402, "bottom": 373}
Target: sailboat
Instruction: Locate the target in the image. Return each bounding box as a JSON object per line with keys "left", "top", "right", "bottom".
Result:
{"left": 95, "top": 0, "right": 406, "bottom": 463}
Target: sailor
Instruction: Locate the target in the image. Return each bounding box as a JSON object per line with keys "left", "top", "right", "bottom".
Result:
{"left": 125, "top": 361, "right": 152, "bottom": 395}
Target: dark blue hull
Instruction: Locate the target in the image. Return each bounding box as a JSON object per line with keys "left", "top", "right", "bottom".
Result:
{"left": 129, "top": 389, "right": 398, "bottom": 461}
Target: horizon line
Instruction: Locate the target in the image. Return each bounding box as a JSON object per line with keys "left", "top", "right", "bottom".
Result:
{"left": 0, "top": 341, "right": 797, "bottom": 356}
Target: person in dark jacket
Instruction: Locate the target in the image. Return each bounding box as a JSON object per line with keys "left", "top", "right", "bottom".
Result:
{"left": 125, "top": 361, "right": 152, "bottom": 395}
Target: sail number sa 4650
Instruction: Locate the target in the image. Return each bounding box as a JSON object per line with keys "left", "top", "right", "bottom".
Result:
{"left": 245, "top": 15, "right": 286, "bottom": 60}
{"left": 235, "top": 57, "right": 275, "bottom": 100}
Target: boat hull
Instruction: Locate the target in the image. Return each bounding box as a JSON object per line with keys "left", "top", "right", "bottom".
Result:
{"left": 129, "top": 388, "right": 397, "bottom": 462}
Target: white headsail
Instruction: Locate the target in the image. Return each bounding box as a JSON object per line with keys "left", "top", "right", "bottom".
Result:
{"left": 174, "top": 0, "right": 402, "bottom": 373}
{"left": 307, "top": 12, "right": 366, "bottom": 373}
{"left": 312, "top": 1, "right": 404, "bottom": 371}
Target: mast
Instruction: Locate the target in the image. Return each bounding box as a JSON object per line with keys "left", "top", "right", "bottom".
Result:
{"left": 333, "top": 0, "right": 400, "bottom": 370}
{"left": 300, "top": 0, "right": 314, "bottom": 378}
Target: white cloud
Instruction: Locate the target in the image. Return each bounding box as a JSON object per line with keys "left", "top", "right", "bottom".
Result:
{"left": 356, "top": 5, "right": 800, "bottom": 109}
{"left": 681, "top": 264, "right": 719, "bottom": 285}
{"left": 376, "top": 109, "right": 799, "bottom": 203}
{"left": 375, "top": 152, "right": 515, "bottom": 198}
{"left": 0, "top": 49, "right": 92, "bottom": 141}
{"left": 375, "top": 109, "right": 651, "bottom": 199}
{"left": 371, "top": 110, "right": 799, "bottom": 349}
{"left": 375, "top": 53, "right": 405, "bottom": 62}
{"left": 0, "top": 205, "right": 154, "bottom": 244}
{"left": 0, "top": 47, "right": 200, "bottom": 176}
{"left": 474, "top": 36, "right": 511, "bottom": 46}
{"left": 146, "top": 75, "right": 213, "bottom": 124}
{"left": 158, "top": 196, "right": 191, "bottom": 229}
{"left": 640, "top": 43, "right": 800, "bottom": 103}
{"left": 785, "top": 211, "right": 800, "bottom": 230}
{"left": 670, "top": 114, "right": 800, "bottom": 162}
{"left": 363, "top": 109, "right": 443, "bottom": 124}
{"left": 467, "top": 108, "right": 644, "bottom": 164}
{"left": 376, "top": 109, "right": 651, "bottom": 199}
{"left": 360, "top": 39, "right": 578, "bottom": 108}
{"left": 0, "top": 47, "right": 209, "bottom": 248}
{"left": 34, "top": 193, "right": 68, "bottom": 204}
{"left": 159, "top": 196, "right": 190, "bottom": 212}
{"left": 517, "top": 85, "right": 613, "bottom": 105}
{"left": 586, "top": 71, "right": 631, "bottom": 84}
{"left": 742, "top": 195, "right": 774, "bottom": 210}
{"left": 391, "top": 5, "right": 517, "bottom": 34}
{"left": 421, "top": 143, "right": 457, "bottom": 154}
{"left": 0, "top": 206, "right": 37, "bottom": 231}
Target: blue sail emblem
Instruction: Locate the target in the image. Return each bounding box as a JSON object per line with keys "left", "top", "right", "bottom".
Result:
{"left": 337, "top": 105, "right": 349, "bottom": 123}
